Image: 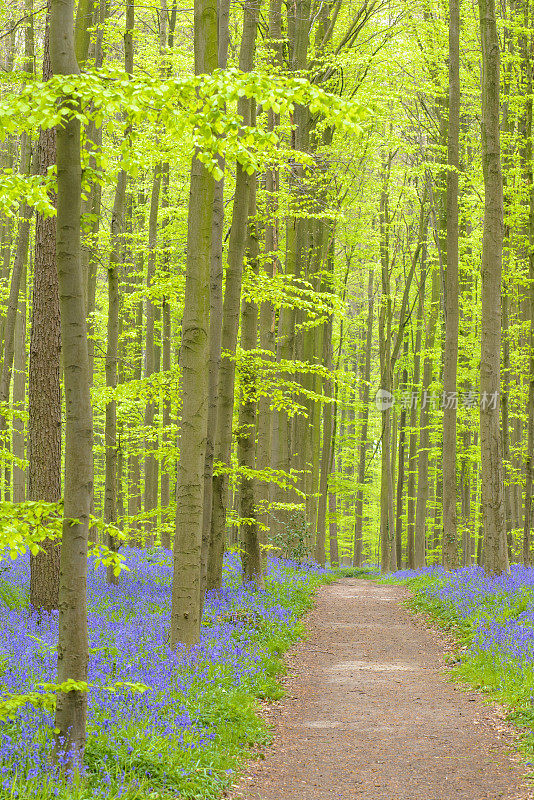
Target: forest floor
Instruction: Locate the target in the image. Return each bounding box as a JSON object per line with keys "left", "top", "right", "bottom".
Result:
{"left": 228, "top": 578, "right": 532, "bottom": 800}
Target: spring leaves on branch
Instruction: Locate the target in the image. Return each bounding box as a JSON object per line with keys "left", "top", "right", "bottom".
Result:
{"left": 0, "top": 66, "right": 370, "bottom": 215}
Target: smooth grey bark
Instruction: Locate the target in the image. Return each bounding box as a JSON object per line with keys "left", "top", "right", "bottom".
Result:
{"left": 353, "top": 267, "right": 374, "bottom": 567}
{"left": 50, "top": 0, "right": 92, "bottom": 763}
{"left": 328, "top": 456, "right": 339, "bottom": 567}
{"left": 414, "top": 258, "right": 439, "bottom": 569}
{"left": 237, "top": 172, "right": 264, "bottom": 587}
{"left": 207, "top": 0, "right": 259, "bottom": 591}
{"left": 406, "top": 243, "right": 425, "bottom": 569}
{"left": 153, "top": 3, "right": 176, "bottom": 549}
{"left": 478, "top": 0, "right": 509, "bottom": 575}
{"left": 316, "top": 313, "right": 334, "bottom": 567}
{"left": 128, "top": 194, "right": 145, "bottom": 545}
{"left": 104, "top": 170, "right": 126, "bottom": 582}
{"left": 104, "top": 0, "right": 133, "bottom": 573}
{"left": 395, "top": 335, "right": 408, "bottom": 569}
{"left": 143, "top": 165, "right": 162, "bottom": 545}
{"left": 379, "top": 175, "right": 423, "bottom": 572}
{"left": 200, "top": 0, "right": 230, "bottom": 589}
{"left": 442, "top": 0, "right": 460, "bottom": 569}
{"left": 522, "top": 0, "right": 534, "bottom": 567}
{"left": 170, "top": 0, "right": 218, "bottom": 647}
{"left": 378, "top": 159, "right": 396, "bottom": 573}
{"left": 256, "top": 0, "right": 282, "bottom": 547}
{"left": 160, "top": 164, "right": 172, "bottom": 549}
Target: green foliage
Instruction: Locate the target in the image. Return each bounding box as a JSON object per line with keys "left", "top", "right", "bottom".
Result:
{"left": 0, "top": 577, "right": 28, "bottom": 611}
{"left": 335, "top": 566, "right": 379, "bottom": 579}
{"left": 1, "top": 67, "right": 370, "bottom": 212}
{"left": 0, "top": 680, "right": 149, "bottom": 724}
{"left": 269, "top": 508, "right": 313, "bottom": 562}
{"left": 0, "top": 501, "right": 130, "bottom": 577}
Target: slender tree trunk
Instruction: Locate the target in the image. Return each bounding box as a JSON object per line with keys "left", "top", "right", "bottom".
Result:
{"left": 104, "top": 170, "right": 126, "bottom": 582}
{"left": 127, "top": 193, "right": 145, "bottom": 544}
{"left": 316, "top": 313, "right": 333, "bottom": 567}
{"left": 442, "top": 0, "right": 460, "bottom": 568}
{"left": 256, "top": 0, "right": 281, "bottom": 550}
{"left": 328, "top": 463, "right": 339, "bottom": 568}
{"left": 160, "top": 266, "right": 172, "bottom": 547}
{"left": 170, "top": 0, "right": 218, "bottom": 647}
{"left": 479, "top": 0, "right": 509, "bottom": 575}
{"left": 237, "top": 172, "right": 264, "bottom": 587}
{"left": 414, "top": 257, "right": 439, "bottom": 569}
{"left": 50, "top": 0, "right": 92, "bottom": 763}
{"left": 395, "top": 337, "right": 408, "bottom": 569}
{"left": 379, "top": 163, "right": 394, "bottom": 573}
{"left": 12, "top": 264, "right": 26, "bottom": 502}
{"left": 353, "top": 268, "right": 374, "bottom": 567}
{"left": 143, "top": 165, "right": 162, "bottom": 545}
{"left": 0, "top": 131, "right": 32, "bottom": 430}
{"left": 522, "top": 2, "right": 534, "bottom": 567}
{"left": 461, "top": 427, "right": 472, "bottom": 564}
{"left": 104, "top": 0, "right": 133, "bottom": 572}
{"left": 407, "top": 240, "right": 426, "bottom": 568}
{"left": 502, "top": 285, "right": 514, "bottom": 554}
{"left": 207, "top": 0, "right": 259, "bottom": 591}
{"left": 200, "top": 0, "right": 230, "bottom": 587}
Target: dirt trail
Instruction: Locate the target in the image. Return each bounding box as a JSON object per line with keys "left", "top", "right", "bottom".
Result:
{"left": 229, "top": 579, "right": 532, "bottom": 800}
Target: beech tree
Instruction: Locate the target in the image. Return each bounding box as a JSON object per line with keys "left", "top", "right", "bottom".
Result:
{"left": 478, "top": 0, "right": 510, "bottom": 575}
{"left": 49, "top": 0, "right": 93, "bottom": 762}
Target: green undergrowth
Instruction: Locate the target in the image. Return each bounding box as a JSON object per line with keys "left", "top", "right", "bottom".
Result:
{"left": 333, "top": 566, "right": 379, "bottom": 579}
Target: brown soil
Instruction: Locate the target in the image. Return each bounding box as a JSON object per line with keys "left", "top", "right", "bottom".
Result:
{"left": 228, "top": 578, "right": 533, "bottom": 800}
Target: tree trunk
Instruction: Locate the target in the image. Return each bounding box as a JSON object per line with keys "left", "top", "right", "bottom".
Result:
{"left": 414, "top": 231, "right": 439, "bottom": 567}
{"left": 328, "top": 456, "right": 339, "bottom": 567}
{"left": 406, "top": 239, "right": 426, "bottom": 568}
{"left": 50, "top": 0, "right": 92, "bottom": 763}
{"left": 353, "top": 268, "right": 374, "bottom": 567}
{"left": 207, "top": 0, "right": 259, "bottom": 591}
{"left": 479, "top": 0, "right": 509, "bottom": 575}
{"left": 0, "top": 131, "right": 32, "bottom": 432}
{"left": 170, "top": 0, "right": 218, "bottom": 647}
{"left": 104, "top": 169, "right": 126, "bottom": 582}
{"left": 143, "top": 165, "right": 162, "bottom": 545}
{"left": 522, "top": 2, "right": 534, "bottom": 567}
{"left": 395, "top": 336, "right": 408, "bottom": 569}
{"left": 255, "top": 0, "right": 281, "bottom": 549}
{"left": 237, "top": 172, "right": 264, "bottom": 587}
{"left": 316, "top": 313, "right": 333, "bottom": 567}
{"left": 200, "top": 0, "right": 230, "bottom": 588}
{"left": 12, "top": 264, "right": 26, "bottom": 502}
{"left": 127, "top": 193, "right": 145, "bottom": 544}
{"left": 442, "top": 0, "right": 460, "bottom": 569}
{"left": 104, "top": 0, "right": 133, "bottom": 571}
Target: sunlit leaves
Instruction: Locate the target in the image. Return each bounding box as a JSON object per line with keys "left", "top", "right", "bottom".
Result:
{"left": 0, "top": 66, "right": 371, "bottom": 209}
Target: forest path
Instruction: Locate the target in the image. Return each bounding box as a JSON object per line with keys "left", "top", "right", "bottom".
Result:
{"left": 228, "top": 578, "right": 531, "bottom": 800}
